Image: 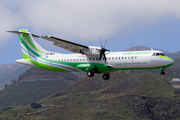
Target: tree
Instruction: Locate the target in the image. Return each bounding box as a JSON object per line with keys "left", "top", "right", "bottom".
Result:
{"left": 11, "top": 79, "right": 17, "bottom": 84}
{"left": 30, "top": 102, "right": 41, "bottom": 109}
{"left": 4, "top": 84, "right": 8, "bottom": 89}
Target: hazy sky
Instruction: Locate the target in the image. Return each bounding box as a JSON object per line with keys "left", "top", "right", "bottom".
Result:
{"left": 0, "top": 0, "right": 180, "bottom": 64}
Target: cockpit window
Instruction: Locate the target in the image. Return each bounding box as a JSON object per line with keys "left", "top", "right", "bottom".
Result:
{"left": 156, "top": 53, "right": 160, "bottom": 56}
{"left": 160, "top": 53, "right": 165, "bottom": 56}
{"left": 153, "top": 52, "right": 166, "bottom": 56}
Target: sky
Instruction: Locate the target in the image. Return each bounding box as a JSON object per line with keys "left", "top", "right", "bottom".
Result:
{"left": 0, "top": 0, "right": 180, "bottom": 64}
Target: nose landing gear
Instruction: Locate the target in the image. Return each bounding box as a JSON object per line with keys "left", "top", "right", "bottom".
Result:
{"left": 160, "top": 68, "right": 166, "bottom": 75}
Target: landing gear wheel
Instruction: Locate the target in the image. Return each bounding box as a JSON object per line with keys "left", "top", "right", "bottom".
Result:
{"left": 102, "top": 73, "right": 110, "bottom": 80}
{"left": 160, "top": 71, "right": 165, "bottom": 75}
{"left": 87, "top": 71, "right": 94, "bottom": 77}
{"left": 160, "top": 68, "right": 166, "bottom": 75}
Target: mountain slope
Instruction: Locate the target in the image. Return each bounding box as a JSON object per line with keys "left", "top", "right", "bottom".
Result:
{"left": 0, "top": 64, "right": 30, "bottom": 89}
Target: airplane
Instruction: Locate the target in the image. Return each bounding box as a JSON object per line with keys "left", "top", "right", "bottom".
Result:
{"left": 8, "top": 29, "right": 174, "bottom": 80}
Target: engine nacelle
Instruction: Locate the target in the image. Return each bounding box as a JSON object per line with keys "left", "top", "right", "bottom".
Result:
{"left": 81, "top": 46, "right": 101, "bottom": 55}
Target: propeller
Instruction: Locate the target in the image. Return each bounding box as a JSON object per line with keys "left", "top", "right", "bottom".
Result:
{"left": 97, "top": 39, "right": 110, "bottom": 63}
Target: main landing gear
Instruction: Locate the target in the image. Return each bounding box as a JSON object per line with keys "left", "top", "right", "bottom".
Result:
{"left": 87, "top": 67, "right": 110, "bottom": 80}
{"left": 160, "top": 68, "right": 165, "bottom": 75}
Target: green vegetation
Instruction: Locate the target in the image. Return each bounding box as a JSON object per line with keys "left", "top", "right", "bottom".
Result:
{"left": 0, "top": 72, "right": 180, "bottom": 119}
{"left": 0, "top": 65, "right": 30, "bottom": 89}
{"left": 18, "top": 67, "right": 78, "bottom": 81}
{"left": 30, "top": 102, "right": 41, "bottom": 109}
{"left": 0, "top": 80, "right": 70, "bottom": 107}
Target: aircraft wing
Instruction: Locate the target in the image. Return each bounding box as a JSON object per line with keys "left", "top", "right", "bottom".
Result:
{"left": 41, "top": 35, "right": 89, "bottom": 54}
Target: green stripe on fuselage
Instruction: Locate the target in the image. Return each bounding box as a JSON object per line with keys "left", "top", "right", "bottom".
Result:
{"left": 158, "top": 56, "right": 174, "bottom": 61}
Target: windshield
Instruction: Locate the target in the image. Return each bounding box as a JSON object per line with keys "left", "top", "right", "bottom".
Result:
{"left": 152, "top": 52, "right": 166, "bottom": 56}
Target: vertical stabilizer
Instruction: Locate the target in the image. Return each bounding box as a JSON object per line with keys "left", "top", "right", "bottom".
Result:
{"left": 8, "top": 29, "right": 50, "bottom": 59}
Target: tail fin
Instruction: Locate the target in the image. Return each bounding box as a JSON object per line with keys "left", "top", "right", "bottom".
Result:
{"left": 8, "top": 29, "right": 49, "bottom": 59}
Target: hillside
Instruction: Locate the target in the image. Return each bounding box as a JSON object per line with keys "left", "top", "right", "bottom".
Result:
{"left": 0, "top": 66, "right": 79, "bottom": 108}
{"left": 18, "top": 67, "right": 79, "bottom": 81}
{"left": 1, "top": 72, "right": 180, "bottom": 120}
{"left": 0, "top": 80, "right": 70, "bottom": 107}
{"left": 0, "top": 64, "right": 30, "bottom": 89}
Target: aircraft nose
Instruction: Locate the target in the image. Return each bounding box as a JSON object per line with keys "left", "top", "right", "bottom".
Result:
{"left": 167, "top": 57, "right": 174, "bottom": 65}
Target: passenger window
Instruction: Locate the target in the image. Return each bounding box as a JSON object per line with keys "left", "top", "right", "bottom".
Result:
{"left": 112, "top": 57, "right": 114, "bottom": 60}
{"left": 131, "top": 57, "right": 133, "bottom": 59}
{"left": 109, "top": 57, "right": 111, "bottom": 60}
{"left": 128, "top": 57, "right": 130, "bottom": 59}
{"left": 125, "top": 57, "right": 127, "bottom": 59}
{"left": 96, "top": 58, "right": 98, "bottom": 60}
{"left": 93, "top": 58, "right": 95, "bottom": 60}
{"left": 152, "top": 53, "right": 156, "bottom": 56}
{"left": 89, "top": 58, "right": 92, "bottom": 60}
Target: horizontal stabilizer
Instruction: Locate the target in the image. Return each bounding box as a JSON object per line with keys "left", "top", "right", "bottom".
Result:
{"left": 7, "top": 31, "right": 40, "bottom": 38}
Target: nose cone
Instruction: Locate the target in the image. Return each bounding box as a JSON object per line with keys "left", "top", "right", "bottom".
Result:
{"left": 166, "top": 57, "right": 174, "bottom": 65}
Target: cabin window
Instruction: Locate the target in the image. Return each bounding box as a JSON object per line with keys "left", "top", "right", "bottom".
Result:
{"left": 80, "top": 59, "right": 82, "bottom": 61}
{"left": 73, "top": 59, "right": 75, "bottom": 61}
{"left": 90, "top": 58, "right": 92, "bottom": 60}
{"left": 128, "top": 57, "right": 130, "bottom": 59}
{"left": 119, "top": 57, "right": 121, "bottom": 59}
{"left": 96, "top": 58, "right": 98, "bottom": 60}
{"left": 125, "top": 57, "right": 127, "bottom": 59}
{"left": 67, "top": 59, "right": 69, "bottom": 61}
{"left": 64, "top": 59, "right": 66, "bottom": 62}
{"left": 93, "top": 58, "right": 95, "bottom": 60}
{"left": 122, "top": 57, "right": 123, "bottom": 59}
{"left": 115, "top": 57, "right": 117, "bottom": 59}
{"left": 135, "top": 56, "right": 137, "bottom": 59}
{"left": 83, "top": 59, "right": 85, "bottom": 61}
{"left": 70, "top": 59, "right": 72, "bottom": 61}
{"left": 112, "top": 57, "right": 114, "bottom": 60}
{"left": 109, "top": 57, "right": 111, "bottom": 60}
{"left": 131, "top": 57, "right": 133, "bottom": 59}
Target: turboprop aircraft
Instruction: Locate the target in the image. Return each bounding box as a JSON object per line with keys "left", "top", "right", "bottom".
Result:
{"left": 8, "top": 29, "right": 174, "bottom": 80}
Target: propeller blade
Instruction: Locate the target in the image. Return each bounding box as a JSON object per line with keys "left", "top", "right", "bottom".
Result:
{"left": 104, "top": 39, "right": 108, "bottom": 48}
{"left": 99, "top": 52, "right": 102, "bottom": 60}
{"left": 102, "top": 52, "right": 107, "bottom": 63}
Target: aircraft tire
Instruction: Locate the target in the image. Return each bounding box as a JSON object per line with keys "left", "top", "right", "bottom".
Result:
{"left": 102, "top": 73, "right": 110, "bottom": 80}
{"left": 87, "top": 71, "right": 94, "bottom": 77}
{"left": 160, "top": 71, "right": 165, "bottom": 75}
